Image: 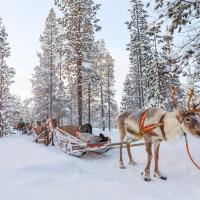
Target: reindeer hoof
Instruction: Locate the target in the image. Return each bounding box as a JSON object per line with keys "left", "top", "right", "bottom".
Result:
{"left": 154, "top": 173, "right": 167, "bottom": 180}
{"left": 144, "top": 177, "right": 151, "bottom": 182}
{"left": 141, "top": 171, "right": 151, "bottom": 181}
{"left": 129, "top": 160, "right": 137, "bottom": 166}
{"left": 159, "top": 175, "right": 167, "bottom": 180}
{"left": 119, "top": 161, "right": 126, "bottom": 169}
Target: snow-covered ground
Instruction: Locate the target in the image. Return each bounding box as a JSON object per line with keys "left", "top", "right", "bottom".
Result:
{"left": 0, "top": 130, "right": 200, "bottom": 200}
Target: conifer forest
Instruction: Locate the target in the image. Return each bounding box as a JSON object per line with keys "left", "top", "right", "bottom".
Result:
{"left": 1, "top": 1, "right": 200, "bottom": 199}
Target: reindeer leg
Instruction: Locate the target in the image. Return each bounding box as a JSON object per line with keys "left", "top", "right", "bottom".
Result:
{"left": 119, "top": 127, "right": 126, "bottom": 169}
{"left": 127, "top": 142, "right": 137, "bottom": 166}
{"left": 119, "top": 142, "right": 125, "bottom": 169}
{"left": 142, "top": 140, "right": 152, "bottom": 182}
{"left": 154, "top": 141, "right": 167, "bottom": 180}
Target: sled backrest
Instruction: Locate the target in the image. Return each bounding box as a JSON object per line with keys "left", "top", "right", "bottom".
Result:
{"left": 46, "top": 118, "right": 80, "bottom": 137}
{"left": 59, "top": 125, "right": 79, "bottom": 136}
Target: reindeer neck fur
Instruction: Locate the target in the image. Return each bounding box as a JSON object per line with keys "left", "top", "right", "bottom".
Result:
{"left": 163, "top": 110, "right": 183, "bottom": 143}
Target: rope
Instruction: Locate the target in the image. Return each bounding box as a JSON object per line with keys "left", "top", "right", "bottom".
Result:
{"left": 184, "top": 133, "right": 200, "bottom": 171}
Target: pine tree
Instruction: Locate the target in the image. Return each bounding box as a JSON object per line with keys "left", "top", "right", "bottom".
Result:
{"left": 55, "top": 0, "right": 101, "bottom": 125}
{"left": 146, "top": 23, "right": 182, "bottom": 110}
{"left": 151, "top": 0, "right": 200, "bottom": 99}
{"left": 151, "top": 0, "right": 200, "bottom": 34}
{"left": 31, "top": 9, "right": 60, "bottom": 119}
{"left": 92, "top": 40, "right": 117, "bottom": 130}
{"left": 160, "top": 29, "right": 183, "bottom": 109}
{"left": 120, "top": 69, "right": 139, "bottom": 111}
{"left": 54, "top": 25, "right": 69, "bottom": 126}
{"left": 0, "top": 16, "right": 15, "bottom": 136}
{"left": 145, "top": 23, "right": 170, "bottom": 108}
{"left": 104, "top": 53, "right": 116, "bottom": 131}
{"left": 124, "top": 0, "right": 152, "bottom": 109}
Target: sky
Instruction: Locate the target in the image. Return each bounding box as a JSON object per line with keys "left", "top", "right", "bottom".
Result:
{"left": 0, "top": 0, "right": 132, "bottom": 106}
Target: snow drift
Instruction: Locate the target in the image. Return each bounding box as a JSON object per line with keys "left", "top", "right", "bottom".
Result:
{"left": 0, "top": 130, "right": 200, "bottom": 199}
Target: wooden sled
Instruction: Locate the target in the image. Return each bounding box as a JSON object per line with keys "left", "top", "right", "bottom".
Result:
{"left": 52, "top": 126, "right": 111, "bottom": 157}
{"left": 33, "top": 126, "right": 52, "bottom": 146}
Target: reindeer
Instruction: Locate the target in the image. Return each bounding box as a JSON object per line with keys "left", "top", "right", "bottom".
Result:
{"left": 117, "top": 87, "right": 200, "bottom": 181}
{"left": 33, "top": 119, "right": 52, "bottom": 145}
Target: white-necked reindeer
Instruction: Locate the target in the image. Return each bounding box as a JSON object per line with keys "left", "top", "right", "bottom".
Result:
{"left": 117, "top": 88, "right": 200, "bottom": 181}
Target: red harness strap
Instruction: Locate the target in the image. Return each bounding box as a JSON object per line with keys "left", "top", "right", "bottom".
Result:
{"left": 138, "top": 110, "right": 164, "bottom": 135}
{"left": 184, "top": 133, "right": 200, "bottom": 171}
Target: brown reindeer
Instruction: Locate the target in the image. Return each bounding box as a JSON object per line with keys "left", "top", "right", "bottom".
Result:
{"left": 117, "top": 88, "right": 200, "bottom": 181}
{"left": 46, "top": 118, "right": 79, "bottom": 136}
{"left": 33, "top": 120, "right": 51, "bottom": 145}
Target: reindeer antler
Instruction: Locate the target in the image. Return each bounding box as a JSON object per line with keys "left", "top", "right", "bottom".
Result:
{"left": 187, "top": 88, "right": 200, "bottom": 112}
{"left": 171, "top": 86, "right": 179, "bottom": 109}
{"left": 187, "top": 88, "right": 194, "bottom": 111}
{"left": 192, "top": 103, "right": 200, "bottom": 112}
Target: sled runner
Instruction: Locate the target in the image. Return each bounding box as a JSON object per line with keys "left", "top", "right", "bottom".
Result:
{"left": 52, "top": 126, "right": 111, "bottom": 157}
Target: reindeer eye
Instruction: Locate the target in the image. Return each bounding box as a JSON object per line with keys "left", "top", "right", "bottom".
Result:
{"left": 186, "top": 117, "right": 191, "bottom": 122}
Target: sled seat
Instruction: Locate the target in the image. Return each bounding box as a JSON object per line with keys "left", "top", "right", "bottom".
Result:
{"left": 54, "top": 127, "right": 111, "bottom": 157}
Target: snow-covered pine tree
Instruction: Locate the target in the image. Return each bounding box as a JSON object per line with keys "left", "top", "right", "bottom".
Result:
{"left": 151, "top": 0, "right": 200, "bottom": 100}
{"left": 151, "top": 0, "right": 200, "bottom": 34}
{"left": 81, "top": 65, "right": 98, "bottom": 125}
{"left": 92, "top": 40, "right": 117, "bottom": 130}
{"left": 145, "top": 22, "right": 171, "bottom": 108}
{"left": 64, "top": 62, "right": 78, "bottom": 125}
{"left": 10, "top": 97, "right": 34, "bottom": 126}
{"left": 192, "top": 44, "right": 200, "bottom": 99}
{"left": 160, "top": 29, "right": 183, "bottom": 109}
{"left": 105, "top": 52, "right": 118, "bottom": 131}
{"left": 32, "top": 63, "right": 50, "bottom": 120}
{"left": 103, "top": 51, "right": 117, "bottom": 131}
{"left": 31, "top": 9, "right": 60, "bottom": 120}
{"left": 55, "top": 0, "right": 101, "bottom": 125}
{"left": 120, "top": 68, "right": 139, "bottom": 111}
{"left": 54, "top": 24, "right": 69, "bottom": 126}
{"left": 90, "top": 40, "right": 107, "bottom": 130}
{"left": 0, "top": 16, "right": 15, "bottom": 136}
{"left": 124, "top": 0, "right": 152, "bottom": 109}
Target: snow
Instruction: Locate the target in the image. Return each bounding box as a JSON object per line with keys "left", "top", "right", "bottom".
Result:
{"left": 0, "top": 130, "right": 200, "bottom": 199}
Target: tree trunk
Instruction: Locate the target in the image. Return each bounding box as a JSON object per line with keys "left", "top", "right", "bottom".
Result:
{"left": 107, "top": 65, "right": 111, "bottom": 131}
{"left": 59, "top": 54, "right": 62, "bottom": 91}
{"left": 0, "top": 54, "right": 4, "bottom": 138}
{"left": 76, "top": 6, "right": 82, "bottom": 126}
{"left": 57, "top": 53, "right": 62, "bottom": 128}
{"left": 49, "top": 23, "right": 53, "bottom": 118}
{"left": 135, "top": 0, "right": 144, "bottom": 108}
{"left": 50, "top": 67, "right": 53, "bottom": 118}
{"left": 154, "top": 34, "right": 162, "bottom": 106}
{"left": 100, "top": 69, "right": 105, "bottom": 131}
{"left": 88, "top": 82, "right": 91, "bottom": 124}
{"left": 77, "top": 58, "right": 82, "bottom": 126}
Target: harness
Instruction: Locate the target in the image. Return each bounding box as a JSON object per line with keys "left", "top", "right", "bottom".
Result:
{"left": 139, "top": 110, "right": 200, "bottom": 171}
{"left": 159, "top": 114, "right": 167, "bottom": 140}
{"left": 176, "top": 114, "right": 200, "bottom": 171}
{"left": 137, "top": 110, "right": 166, "bottom": 140}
